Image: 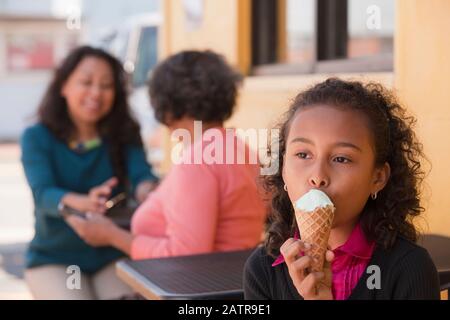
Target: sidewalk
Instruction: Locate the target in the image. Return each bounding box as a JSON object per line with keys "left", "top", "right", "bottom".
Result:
{"left": 0, "top": 269, "right": 31, "bottom": 300}
{"left": 0, "top": 143, "right": 33, "bottom": 299}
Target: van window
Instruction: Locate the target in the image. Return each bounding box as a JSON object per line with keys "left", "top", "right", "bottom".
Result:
{"left": 133, "top": 26, "right": 158, "bottom": 87}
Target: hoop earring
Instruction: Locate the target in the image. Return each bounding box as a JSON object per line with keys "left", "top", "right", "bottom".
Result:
{"left": 284, "top": 184, "right": 288, "bottom": 192}
{"left": 371, "top": 192, "right": 378, "bottom": 200}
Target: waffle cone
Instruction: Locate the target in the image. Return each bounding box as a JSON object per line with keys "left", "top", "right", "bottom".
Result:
{"left": 296, "top": 205, "right": 335, "bottom": 276}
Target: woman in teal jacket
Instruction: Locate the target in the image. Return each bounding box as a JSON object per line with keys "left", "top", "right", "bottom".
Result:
{"left": 21, "top": 46, "right": 158, "bottom": 299}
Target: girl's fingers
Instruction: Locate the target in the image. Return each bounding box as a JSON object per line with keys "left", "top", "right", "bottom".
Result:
{"left": 321, "top": 251, "right": 334, "bottom": 287}
{"left": 325, "top": 250, "right": 335, "bottom": 262}
{"left": 298, "top": 272, "right": 324, "bottom": 299}
{"left": 316, "top": 282, "right": 334, "bottom": 300}
{"left": 289, "top": 255, "right": 312, "bottom": 284}
{"left": 291, "top": 255, "right": 312, "bottom": 272}
{"left": 280, "top": 238, "right": 296, "bottom": 256}
{"left": 279, "top": 238, "right": 296, "bottom": 263}
{"left": 280, "top": 239, "right": 311, "bottom": 264}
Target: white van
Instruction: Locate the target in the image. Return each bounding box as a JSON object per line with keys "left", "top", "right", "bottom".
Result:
{"left": 100, "top": 13, "right": 164, "bottom": 173}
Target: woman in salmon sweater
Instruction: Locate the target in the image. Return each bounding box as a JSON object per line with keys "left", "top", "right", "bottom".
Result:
{"left": 74, "top": 50, "right": 267, "bottom": 259}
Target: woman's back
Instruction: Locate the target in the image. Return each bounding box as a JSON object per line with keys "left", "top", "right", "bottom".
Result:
{"left": 131, "top": 127, "right": 267, "bottom": 259}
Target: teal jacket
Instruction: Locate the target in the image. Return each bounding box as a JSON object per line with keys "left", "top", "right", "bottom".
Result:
{"left": 20, "top": 124, "right": 158, "bottom": 274}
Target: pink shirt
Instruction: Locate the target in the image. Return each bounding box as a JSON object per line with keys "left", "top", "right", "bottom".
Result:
{"left": 272, "top": 222, "right": 375, "bottom": 300}
{"left": 130, "top": 127, "right": 267, "bottom": 260}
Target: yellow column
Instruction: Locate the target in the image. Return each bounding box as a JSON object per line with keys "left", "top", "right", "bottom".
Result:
{"left": 161, "top": 0, "right": 251, "bottom": 74}
{"left": 395, "top": 0, "right": 450, "bottom": 236}
{"left": 277, "top": 0, "right": 287, "bottom": 63}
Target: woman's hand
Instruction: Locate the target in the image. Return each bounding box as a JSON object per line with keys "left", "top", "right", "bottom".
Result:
{"left": 280, "top": 238, "right": 334, "bottom": 300}
{"left": 134, "top": 181, "right": 157, "bottom": 203}
{"left": 87, "top": 177, "right": 119, "bottom": 213}
{"left": 61, "top": 177, "right": 118, "bottom": 214}
{"left": 65, "top": 213, "right": 133, "bottom": 254}
{"left": 65, "top": 213, "right": 117, "bottom": 247}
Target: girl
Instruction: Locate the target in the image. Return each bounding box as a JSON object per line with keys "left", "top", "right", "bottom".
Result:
{"left": 21, "top": 46, "right": 158, "bottom": 299}
{"left": 244, "top": 78, "right": 440, "bottom": 300}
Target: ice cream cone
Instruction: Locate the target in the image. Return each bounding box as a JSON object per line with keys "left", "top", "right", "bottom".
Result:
{"left": 294, "top": 189, "right": 335, "bottom": 287}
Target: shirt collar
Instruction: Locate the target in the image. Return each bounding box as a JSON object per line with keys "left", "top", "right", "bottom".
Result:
{"left": 271, "top": 221, "right": 374, "bottom": 267}
{"left": 333, "top": 222, "right": 374, "bottom": 259}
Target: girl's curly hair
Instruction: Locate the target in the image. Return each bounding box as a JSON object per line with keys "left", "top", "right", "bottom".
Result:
{"left": 264, "top": 78, "right": 426, "bottom": 258}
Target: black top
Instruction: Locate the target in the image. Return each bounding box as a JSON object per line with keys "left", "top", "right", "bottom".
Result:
{"left": 244, "top": 237, "right": 440, "bottom": 300}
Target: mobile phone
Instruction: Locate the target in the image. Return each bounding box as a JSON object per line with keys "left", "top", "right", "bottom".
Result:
{"left": 58, "top": 203, "right": 86, "bottom": 219}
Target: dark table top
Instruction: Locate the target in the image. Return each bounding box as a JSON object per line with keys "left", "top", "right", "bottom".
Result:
{"left": 116, "top": 249, "right": 254, "bottom": 300}
{"left": 418, "top": 234, "right": 450, "bottom": 289}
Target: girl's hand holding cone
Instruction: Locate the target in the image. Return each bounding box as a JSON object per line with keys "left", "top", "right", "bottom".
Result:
{"left": 280, "top": 238, "right": 334, "bottom": 300}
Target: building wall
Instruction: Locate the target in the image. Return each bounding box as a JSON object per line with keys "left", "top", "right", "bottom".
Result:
{"left": 229, "top": 73, "right": 393, "bottom": 130}
{"left": 395, "top": 0, "right": 450, "bottom": 236}
{"left": 161, "top": 0, "right": 450, "bottom": 237}
{"left": 0, "top": 19, "right": 77, "bottom": 140}
{"left": 0, "top": 19, "right": 74, "bottom": 78}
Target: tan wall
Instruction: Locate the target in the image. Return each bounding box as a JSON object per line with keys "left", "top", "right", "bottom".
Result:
{"left": 228, "top": 73, "right": 393, "bottom": 130}
{"left": 395, "top": 0, "right": 450, "bottom": 236}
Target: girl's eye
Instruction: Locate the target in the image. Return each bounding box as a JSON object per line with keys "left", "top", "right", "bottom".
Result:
{"left": 296, "top": 152, "right": 310, "bottom": 159}
{"left": 334, "top": 156, "right": 351, "bottom": 163}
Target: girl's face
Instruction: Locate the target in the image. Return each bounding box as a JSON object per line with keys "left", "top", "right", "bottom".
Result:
{"left": 61, "top": 56, "right": 115, "bottom": 127}
{"left": 282, "top": 105, "right": 390, "bottom": 229}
